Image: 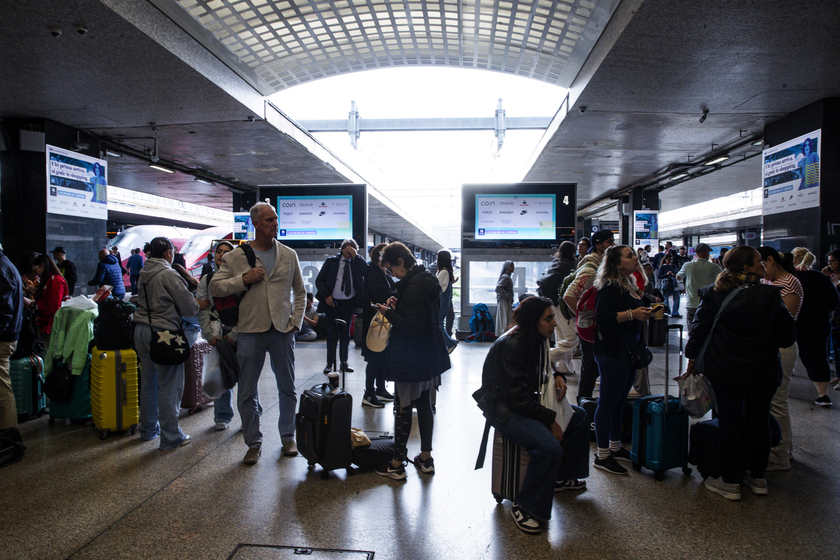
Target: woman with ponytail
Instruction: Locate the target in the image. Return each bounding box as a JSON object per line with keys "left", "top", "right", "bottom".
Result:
{"left": 757, "top": 247, "right": 803, "bottom": 472}
{"left": 684, "top": 246, "right": 795, "bottom": 500}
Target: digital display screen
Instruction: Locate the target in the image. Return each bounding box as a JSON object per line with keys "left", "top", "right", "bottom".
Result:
{"left": 46, "top": 144, "right": 108, "bottom": 220}
{"left": 276, "top": 195, "right": 353, "bottom": 241}
{"left": 475, "top": 194, "right": 557, "bottom": 240}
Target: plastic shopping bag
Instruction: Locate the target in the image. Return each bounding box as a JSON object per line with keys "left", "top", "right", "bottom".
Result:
{"left": 201, "top": 347, "right": 225, "bottom": 399}
{"left": 678, "top": 373, "right": 717, "bottom": 418}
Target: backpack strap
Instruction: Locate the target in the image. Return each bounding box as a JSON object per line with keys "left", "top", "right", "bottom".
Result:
{"left": 239, "top": 244, "right": 258, "bottom": 291}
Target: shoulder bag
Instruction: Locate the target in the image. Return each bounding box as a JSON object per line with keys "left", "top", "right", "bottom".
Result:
{"left": 143, "top": 269, "right": 190, "bottom": 366}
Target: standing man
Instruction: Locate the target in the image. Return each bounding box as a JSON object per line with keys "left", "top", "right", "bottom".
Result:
{"left": 88, "top": 248, "right": 126, "bottom": 299}
{"left": 563, "top": 230, "right": 615, "bottom": 403}
{"left": 51, "top": 247, "right": 78, "bottom": 296}
{"left": 127, "top": 248, "right": 144, "bottom": 295}
{"left": 314, "top": 239, "right": 367, "bottom": 374}
{"left": 676, "top": 243, "right": 722, "bottom": 335}
{"left": 210, "top": 202, "right": 306, "bottom": 465}
{"left": 0, "top": 244, "right": 24, "bottom": 432}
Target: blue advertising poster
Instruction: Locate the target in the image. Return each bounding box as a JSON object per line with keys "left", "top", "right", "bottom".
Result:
{"left": 46, "top": 144, "right": 108, "bottom": 220}
{"left": 474, "top": 194, "right": 556, "bottom": 240}
{"left": 762, "top": 129, "right": 821, "bottom": 216}
{"left": 633, "top": 211, "right": 658, "bottom": 250}
{"left": 233, "top": 212, "right": 254, "bottom": 240}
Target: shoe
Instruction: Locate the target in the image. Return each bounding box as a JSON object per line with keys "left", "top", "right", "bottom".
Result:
{"left": 671, "top": 313, "right": 682, "bottom": 318}
{"left": 323, "top": 364, "right": 333, "bottom": 375}
{"left": 375, "top": 389, "right": 395, "bottom": 402}
{"left": 282, "top": 439, "right": 299, "bottom": 457}
{"left": 830, "top": 377, "right": 840, "bottom": 386}
{"left": 765, "top": 461, "right": 790, "bottom": 472}
{"left": 610, "top": 447, "right": 632, "bottom": 462}
{"left": 593, "top": 455, "right": 629, "bottom": 475}
{"left": 341, "top": 363, "right": 354, "bottom": 373}
{"left": 704, "top": 477, "right": 741, "bottom": 501}
{"left": 834, "top": 382, "right": 840, "bottom": 392}
{"left": 243, "top": 445, "right": 261, "bottom": 465}
{"left": 413, "top": 454, "right": 435, "bottom": 474}
{"left": 742, "top": 474, "right": 769, "bottom": 495}
{"left": 375, "top": 461, "right": 407, "bottom": 480}
{"left": 816, "top": 395, "right": 833, "bottom": 407}
{"left": 215, "top": 422, "right": 230, "bottom": 431}
{"left": 362, "top": 394, "right": 385, "bottom": 408}
{"left": 555, "top": 479, "right": 586, "bottom": 492}
{"left": 179, "top": 434, "right": 192, "bottom": 447}
{"left": 447, "top": 342, "right": 458, "bottom": 354}
{"left": 510, "top": 504, "right": 541, "bottom": 534}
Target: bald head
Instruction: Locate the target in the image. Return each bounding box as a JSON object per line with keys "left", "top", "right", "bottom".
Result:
{"left": 98, "top": 249, "right": 109, "bottom": 261}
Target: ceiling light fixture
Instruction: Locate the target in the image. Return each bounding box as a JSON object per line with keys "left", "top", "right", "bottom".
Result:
{"left": 194, "top": 177, "right": 214, "bottom": 185}
{"left": 752, "top": 139, "right": 764, "bottom": 146}
{"left": 105, "top": 149, "right": 122, "bottom": 158}
{"left": 149, "top": 163, "right": 175, "bottom": 174}
{"left": 705, "top": 155, "right": 729, "bottom": 166}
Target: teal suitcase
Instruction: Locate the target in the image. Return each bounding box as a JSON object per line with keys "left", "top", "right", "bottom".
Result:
{"left": 10, "top": 356, "right": 46, "bottom": 419}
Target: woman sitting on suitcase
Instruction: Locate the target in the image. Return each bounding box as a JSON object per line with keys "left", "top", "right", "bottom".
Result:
{"left": 475, "top": 296, "right": 589, "bottom": 535}
{"left": 592, "top": 245, "right": 652, "bottom": 475}
{"left": 374, "top": 242, "right": 450, "bottom": 480}
{"left": 684, "top": 246, "right": 795, "bottom": 500}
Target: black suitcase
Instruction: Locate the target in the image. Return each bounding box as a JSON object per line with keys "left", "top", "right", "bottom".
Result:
{"left": 648, "top": 317, "right": 667, "bottom": 346}
{"left": 296, "top": 383, "right": 353, "bottom": 478}
{"left": 579, "top": 397, "right": 633, "bottom": 443}
{"left": 688, "top": 416, "right": 782, "bottom": 479}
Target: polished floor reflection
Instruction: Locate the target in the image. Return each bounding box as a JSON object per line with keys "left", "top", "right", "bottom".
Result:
{"left": 2, "top": 325, "right": 837, "bottom": 559}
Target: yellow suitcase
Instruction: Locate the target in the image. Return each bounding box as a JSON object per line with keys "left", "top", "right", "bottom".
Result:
{"left": 90, "top": 347, "right": 139, "bottom": 440}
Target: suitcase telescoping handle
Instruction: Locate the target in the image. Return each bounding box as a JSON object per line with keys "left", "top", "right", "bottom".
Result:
{"left": 664, "top": 323, "right": 683, "bottom": 401}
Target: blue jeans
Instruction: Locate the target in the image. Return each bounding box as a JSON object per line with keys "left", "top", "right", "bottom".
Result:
{"left": 663, "top": 289, "right": 680, "bottom": 315}
{"left": 236, "top": 329, "right": 296, "bottom": 448}
{"left": 593, "top": 335, "right": 638, "bottom": 448}
{"left": 135, "top": 323, "right": 187, "bottom": 450}
{"left": 439, "top": 284, "right": 457, "bottom": 350}
{"left": 214, "top": 389, "right": 234, "bottom": 424}
{"left": 491, "top": 406, "right": 589, "bottom": 521}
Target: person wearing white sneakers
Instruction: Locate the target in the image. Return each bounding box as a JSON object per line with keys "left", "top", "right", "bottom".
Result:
{"left": 684, "top": 246, "right": 795, "bottom": 500}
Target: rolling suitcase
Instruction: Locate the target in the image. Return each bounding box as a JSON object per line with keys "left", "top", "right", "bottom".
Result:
{"left": 630, "top": 324, "right": 691, "bottom": 480}
{"left": 491, "top": 430, "right": 531, "bottom": 504}
{"left": 579, "top": 397, "right": 633, "bottom": 443}
{"left": 181, "top": 340, "right": 213, "bottom": 414}
{"left": 90, "top": 348, "right": 139, "bottom": 439}
{"left": 48, "top": 356, "right": 92, "bottom": 424}
{"left": 10, "top": 355, "right": 46, "bottom": 420}
{"left": 296, "top": 319, "right": 353, "bottom": 478}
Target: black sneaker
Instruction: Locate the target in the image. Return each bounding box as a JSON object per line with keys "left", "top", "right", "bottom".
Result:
{"left": 412, "top": 453, "right": 435, "bottom": 474}
{"left": 555, "top": 479, "right": 586, "bottom": 492}
{"left": 375, "top": 461, "right": 407, "bottom": 480}
{"left": 375, "top": 389, "right": 395, "bottom": 402}
{"left": 815, "top": 395, "right": 832, "bottom": 407}
{"left": 510, "top": 504, "right": 541, "bottom": 534}
{"left": 594, "top": 455, "right": 629, "bottom": 475}
{"left": 362, "top": 394, "right": 385, "bottom": 408}
{"left": 611, "top": 447, "right": 632, "bottom": 461}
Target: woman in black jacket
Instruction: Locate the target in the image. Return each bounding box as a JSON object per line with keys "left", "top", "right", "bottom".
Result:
{"left": 374, "top": 242, "right": 450, "bottom": 480}
{"left": 474, "top": 296, "right": 588, "bottom": 534}
{"left": 592, "top": 245, "right": 652, "bottom": 475}
{"left": 685, "top": 246, "right": 796, "bottom": 501}
{"left": 360, "top": 243, "right": 396, "bottom": 408}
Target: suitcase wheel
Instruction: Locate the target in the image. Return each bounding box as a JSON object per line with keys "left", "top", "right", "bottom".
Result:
{"left": 129, "top": 424, "right": 139, "bottom": 436}
{"left": 654, "top": 471, "right": 665, "bottom": 481}
{"left": 49, "top": 417, "right": 55, "bottom": 426}
{"left": 682, "top": 466, "right": 692, "bottom": 476}
{"left": 632, "top": 461, "right": 642, "bottom": 472}
{"left": 100, "top": 429, "right": 111, "bottom": 440}
{"left": 492, "top": 493, "right": 502, "bottom": 504}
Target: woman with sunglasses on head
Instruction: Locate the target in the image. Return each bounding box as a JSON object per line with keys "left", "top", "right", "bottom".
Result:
{"left": 757, "top": 247, "right": 802, "bottom": 472}
{"left": 685, "top": 246, "right": 795, "bottom": 500}
{"left": 474, "top": 295, "right": 589, "bottom": 534}
{"left": 592, "top": 245, "right": 652, "bottom": 475}
{"left": 374, "top": 242, "right": 450, "bottom": 480}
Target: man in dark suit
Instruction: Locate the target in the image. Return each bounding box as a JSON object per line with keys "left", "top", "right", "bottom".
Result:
{"left": 315, "top": 239, "right": 367, "bottom": 374}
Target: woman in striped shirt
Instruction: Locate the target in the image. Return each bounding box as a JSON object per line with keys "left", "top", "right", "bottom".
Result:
{"left": 758, "top": 247, "right": 803, "bottom": 472}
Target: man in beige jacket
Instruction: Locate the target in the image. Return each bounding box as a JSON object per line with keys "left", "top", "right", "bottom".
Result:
{"left": 210, "top": 202, "right": 306, "bottom": 465}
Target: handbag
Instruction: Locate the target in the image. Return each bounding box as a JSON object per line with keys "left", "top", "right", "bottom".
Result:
{"left": 366, "top": 311, "right": 391, "bottom": 353}
{"left": 539, "top": 340, "right": 575, "bottom": 431}
{"left": 623, "top": 337, "right": 653, "bottom": 369}
{"left": 43, "top": 362, "right": 74, "bottom": 403}
{"left": 143, "top": 270, "right": 190, "bottom": 366}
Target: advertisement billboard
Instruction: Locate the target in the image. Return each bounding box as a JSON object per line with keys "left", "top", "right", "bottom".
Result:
{"left": 46, "top": 144, "right": 108, "bottom": 220}
{"left": 762, "top": 129, "right": 821, "bottom": 216}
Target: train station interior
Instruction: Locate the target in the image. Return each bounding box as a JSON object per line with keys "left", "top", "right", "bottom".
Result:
{"left": 2, "top": 0, "right": 840, "bottom": 558}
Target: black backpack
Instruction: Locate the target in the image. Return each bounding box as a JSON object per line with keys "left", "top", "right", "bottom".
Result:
{"left": 11, "top": 307, "right": 44, "bottom": 359}
{"left": 209, "top": 244, "right": 257, "bottom": 327}
{"left": 95, "top": 299, "right": 137, "bottom": 350}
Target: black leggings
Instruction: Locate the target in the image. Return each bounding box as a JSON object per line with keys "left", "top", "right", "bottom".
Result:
{"left": 797, "top": 321, "right": 831, "bottom": 383}
{"left": 394, "top": 389, "right": 434, "bottom": 462}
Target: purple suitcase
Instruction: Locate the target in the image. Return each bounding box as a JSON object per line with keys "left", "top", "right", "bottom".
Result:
{"left": 181, "top": 340, "right": 213, "bottom": 414}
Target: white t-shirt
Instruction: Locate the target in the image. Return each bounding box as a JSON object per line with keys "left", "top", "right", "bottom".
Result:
{"left": 436, "top": 269, "right": 450, "bottom": 291}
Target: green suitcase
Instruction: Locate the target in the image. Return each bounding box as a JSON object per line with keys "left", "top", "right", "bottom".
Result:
{"left": 10, "top": 355, "right": 46, "bottom": 419}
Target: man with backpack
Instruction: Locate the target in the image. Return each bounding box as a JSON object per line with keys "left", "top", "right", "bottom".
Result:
{"left": 562, "top": 230, "right": 615, "bottom": 403}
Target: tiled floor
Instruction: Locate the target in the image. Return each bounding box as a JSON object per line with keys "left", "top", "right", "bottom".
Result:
{"left": 3, "top": 324, "right": 838, "bottom": 559}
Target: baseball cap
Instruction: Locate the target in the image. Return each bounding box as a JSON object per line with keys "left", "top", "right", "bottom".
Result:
{"left": 591, "top": 230, "right": 614, "bottom": 246}
{"left": 52, "top": 246, "right": 65, "bottom": 254}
